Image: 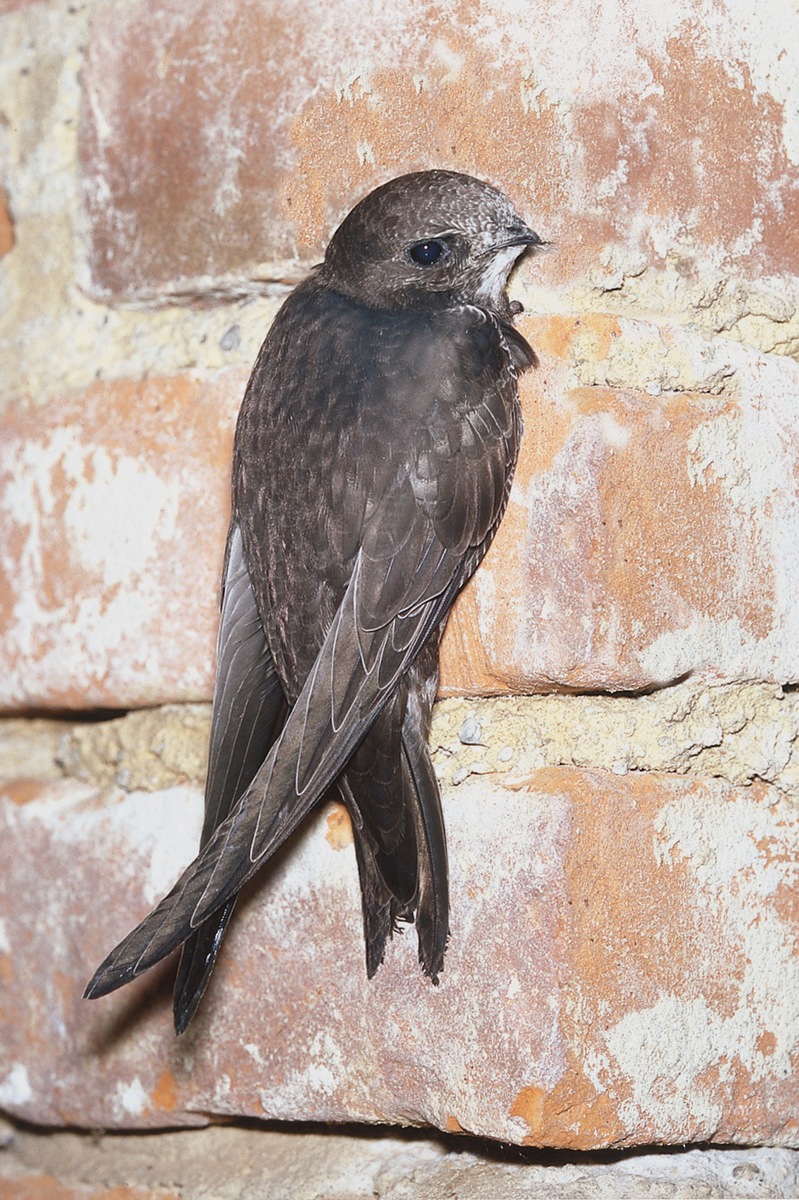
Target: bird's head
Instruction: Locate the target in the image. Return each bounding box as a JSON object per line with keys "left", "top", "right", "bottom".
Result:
{"left": 320, "top": 170, "right": 541, "bottom": 316}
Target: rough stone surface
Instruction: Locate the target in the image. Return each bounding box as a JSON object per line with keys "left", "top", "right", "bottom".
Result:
{"left": 77, "top": 0, "right": 799, "bottom": 309}
{"left": 3, "top": 679, "right": 798, "bottom": 799}
{"left": 56, "top": 705, "right": 212, "bottom": 793}
{"left": 0, "top": 718, "right": 66, "bottom": 783}
{"left": 0, "top": 191, "right": 12, "bottom": 258}
{"left": 3, "top": 318, "right": 799, "bottom": 711}
{"left": 1, "top": 768, "right": 796, "bottom": 1148}
{"left": 0, "top": 373, "right": 243, "bottom": 710}
{"left": 3, "top": 1120, "right": 799, "bottom": 1200}
{"left": 0, "top": 1176, "right": 174, "bottom": 1200}
{"left": 3, "top": 0, "right": 799, "bottom": 1176}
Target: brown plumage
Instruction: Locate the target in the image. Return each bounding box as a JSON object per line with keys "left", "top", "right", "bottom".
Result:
{"left": 85, "top": 170, "right": 540, "bottom": 1033}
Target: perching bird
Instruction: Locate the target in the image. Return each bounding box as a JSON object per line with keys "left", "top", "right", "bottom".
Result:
{"left": 85, "top": 170, "right": 540, "bottom": 1033}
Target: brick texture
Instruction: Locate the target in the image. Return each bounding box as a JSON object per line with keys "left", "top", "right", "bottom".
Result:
{"left": 0, "top": 373, "right": 244, "bottom": 711}
{"left": 1, "top": 769, "right": 796, "bottom": 1148}
{"left": 441, "top": 316, "right": 799, "bottom": 694}
{"left": 78, "top": 0, "right": 799, "bottom": 302}
{"left": 0, "top": 1178, "right": 177, "bottom": 1200}
{"left": 3, "top": 0, "right": 799, "bottom": 1167}
{"left": 0, "top": 1, "right": 41, "bottom": 13}
{"left": 3, "top": 318, "right": 799, "bottom": 711}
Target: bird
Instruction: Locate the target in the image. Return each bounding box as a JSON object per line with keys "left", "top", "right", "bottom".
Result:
{"left": 84, "top": 169, "right": 541, "bottom": 1034}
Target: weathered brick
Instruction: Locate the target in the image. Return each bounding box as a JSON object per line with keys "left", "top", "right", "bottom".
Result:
{"left": 0, "top": 372, "right": 244, "bottom": 711}
{"left": 0, "top": 1177, "right": 176, "bottom": 1200}
{"left": 1, "top": 769, "right": 796, "bottom": 1148}
{"left": 0, "top": 1, "right": 42, "bottom": 14}
{"left": 78, "top": 0, "right": 798, "bottom": 301}
{"left": 2, "top": 318, "right": 798, "bottom": 711}
{"left": 441, "top": 316, "right": 799, "bottom": 694}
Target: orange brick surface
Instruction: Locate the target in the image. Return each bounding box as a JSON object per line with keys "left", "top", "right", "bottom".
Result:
{"left": 0, "top": 372, "right": 244, "bottom": 710}
{"left": 0, "top": 770, "right": 796, "bottom": 1148}
{"left": 78, "top": 0, "right": 798, "bottom": 301}
{"left": 0, "top": 1178, "right": 177, "bottom": 1200}
{"left": 2, "top": 318, "right": 799, "bottom": 711}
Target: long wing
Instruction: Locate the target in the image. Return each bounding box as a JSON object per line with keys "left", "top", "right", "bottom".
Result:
{"left": 172, "top": 522, "right": 288, "bottom": 1033}
{"left": 337, "top": 656, "right": 448, "bottom": 983}
{"left": 85, "top": 540, "right": 461, "bottom": 997}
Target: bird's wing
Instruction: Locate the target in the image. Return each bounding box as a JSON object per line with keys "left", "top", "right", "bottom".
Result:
{"left": 172, "top": 522, "right": 288, "bottom": 1032}
{"left": 85, "top": 308, "right": 522, "bottom": 999}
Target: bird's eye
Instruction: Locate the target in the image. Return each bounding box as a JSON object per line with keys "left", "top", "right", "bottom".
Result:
{"left": 409, "top": 239, "right": 447, "bottom": 266}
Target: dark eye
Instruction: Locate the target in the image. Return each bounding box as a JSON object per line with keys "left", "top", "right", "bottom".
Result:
{"left": 409, "top": 239, "right": 447, "bottom": 266}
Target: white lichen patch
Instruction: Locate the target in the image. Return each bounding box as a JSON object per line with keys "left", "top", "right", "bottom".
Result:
{"left": 604, "top": 994, "right": 728, "bottom": 1133}
{"left": 259, "top": 1024, "right": 354, "bottom": 1122}
{"left": 10, "top": 781, "right": 203, "bottom": 906}
{"left": 0, "top": 1064, "right": 33, "bottom": 1107}
{"left": 4, "top": 428, "right": 180, "bottom": 596}
{"left": 113, "top": 1077, "right": 149, "bottom": 1119}
{"left": 656, "top": 789, "right": 799, "bottom": 1071}
{"left": 0, "top": 409, "right": 223, "bottom": 707}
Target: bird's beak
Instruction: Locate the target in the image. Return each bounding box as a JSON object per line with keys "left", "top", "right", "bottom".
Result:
{"left": 479, "top": 226, "right": 543, "bottom": 258}
{"left": 495, "top": 226, "right": 543, "bottom": 251}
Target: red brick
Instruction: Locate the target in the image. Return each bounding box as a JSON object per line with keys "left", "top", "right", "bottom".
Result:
{"left": 0, "top": 372, "right": 244, "bottom": 711}
{"left": 2, "top": 318, "right": 799, "bottom": 712}
{"left": 77, "top": 0, "right": 798, "bottom": 301}
{"left": 442, "top": 315, "right": 799, "bottom": 694}
{"left": 1, "top": 771, "right": 796, "bottom": 1147}
{"left": 0, "top": 1178, "right": 176, "bottom": 1200}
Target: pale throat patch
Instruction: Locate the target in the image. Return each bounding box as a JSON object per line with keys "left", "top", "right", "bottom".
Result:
{"left": 474, "top": 245, "right": 525, "bottom": 308}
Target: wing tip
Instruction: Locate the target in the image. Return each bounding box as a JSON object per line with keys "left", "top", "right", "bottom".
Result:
{"left": 83, "top": 957, "right": 133, "bottom": 1001}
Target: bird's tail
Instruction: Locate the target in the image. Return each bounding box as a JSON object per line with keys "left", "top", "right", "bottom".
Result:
{"left": 171, "top": 898, "right": 238, "bottom": 1035}
{"left": 340, "top": 684, "right": 449, "bottom": 981}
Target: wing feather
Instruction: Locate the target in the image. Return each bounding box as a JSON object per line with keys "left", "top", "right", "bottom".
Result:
{"left": 171, "top": 524, "right": 287, "bottom": 1032}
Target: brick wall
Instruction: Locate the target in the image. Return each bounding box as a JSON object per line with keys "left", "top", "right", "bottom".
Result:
{"left": 1, "top": 0, "right": 798, "bottom": 1168}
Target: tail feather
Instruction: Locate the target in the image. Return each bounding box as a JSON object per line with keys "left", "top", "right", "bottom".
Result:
{"left": 402, "top": 721, "right": 449, "bottom": 981}
{"left": 172, "top": 897, "right": 237, "bottom": 1035}
{"left": 340, "top": 678, "right": 449, "bottom": 982}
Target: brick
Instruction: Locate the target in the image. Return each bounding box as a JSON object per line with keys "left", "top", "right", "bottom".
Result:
{"left": 0, "top": 1, "right": 42, "bottom": 13}
{"left": 2, "top": 318, "right": 799, "bottom": 711}
{"left": 0, "top": 372, "right": 245, "bottom": 711}
{"left": 0, "top": 1177, "right": 176, "bottom": 1200}
{"left": 0, "top": 770, "right": 796, "bottom": 1148}
{"left": 77, "top": 0, "right": 799, "bottom": 301}
{"left": 440, "top": 315, "right": 799, "bottom": 694}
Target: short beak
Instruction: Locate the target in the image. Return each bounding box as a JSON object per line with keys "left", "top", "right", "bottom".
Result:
{"left": 480, "top": 226, "right": 543, "bottom": 258}
{"left": 495, "top": 226, "right": 543, "bottom": 251}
